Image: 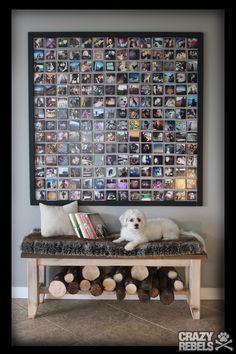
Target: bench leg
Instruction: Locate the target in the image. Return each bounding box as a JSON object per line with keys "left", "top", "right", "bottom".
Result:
{"left": 39, "top": 265, "right": 45, "bottom": 304}
{"left": 27, "top": 259, "right": 39, "bottom": 319}
{"left": 185, "top": 266, "right": 189, "bottom": 289}
{"left": 189, "top": 260, "right": 201, "bottom": 319}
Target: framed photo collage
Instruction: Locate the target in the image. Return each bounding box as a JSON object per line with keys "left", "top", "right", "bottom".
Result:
{"left": 29, "top": 32, "right": 203, "bottom": 205}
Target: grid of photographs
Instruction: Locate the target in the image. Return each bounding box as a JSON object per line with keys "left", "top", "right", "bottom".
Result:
{"left": 29, "top": 32, "right": 202, "bottom": 205}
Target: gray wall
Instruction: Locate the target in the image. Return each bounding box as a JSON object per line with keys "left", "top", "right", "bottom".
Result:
{"left": 12, "top": 10, "right": 224, "bottom": 289}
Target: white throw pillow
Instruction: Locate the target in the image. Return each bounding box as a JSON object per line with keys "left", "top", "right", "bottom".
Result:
{"left": 39, "top": 202, "right": 78, "bottom": 236}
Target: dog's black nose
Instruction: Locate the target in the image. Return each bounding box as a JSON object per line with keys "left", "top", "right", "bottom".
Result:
{"left": 134, "top": 224, "right": 139, "bottom": 229}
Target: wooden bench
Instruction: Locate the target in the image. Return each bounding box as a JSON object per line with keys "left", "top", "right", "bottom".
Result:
{"left": 21, "top": 231, "right": 207, "bottom": 320}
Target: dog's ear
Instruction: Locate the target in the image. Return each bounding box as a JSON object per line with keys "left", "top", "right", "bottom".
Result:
{"left": 119, "top": 211, "right": 128, "bottom": 226}
{"left": 119, "top": 209, "right": 132, "bottom": 226}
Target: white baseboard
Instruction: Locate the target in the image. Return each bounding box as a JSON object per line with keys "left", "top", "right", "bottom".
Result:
{"left": 12, "top": 287, "right": 28, "bottom": 298}
{"left": 12, "top": 287, "right": 224, "bottom": 300}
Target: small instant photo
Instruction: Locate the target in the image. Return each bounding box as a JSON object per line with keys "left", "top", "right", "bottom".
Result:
{"left": 59, "top": 190, "right": 69, "bottom": 200}
{"left": 94, "top": 167, "right": 106, "bottom": 178}
{"left": 36, "top": 190, "right": 46, "bottom": 201}
{"left": 187, "top": 106, "right": 197, "bottom": 119}
{"left": 70, "top": 190, "right": 81, "bottom": 200}
{"left": 118, "top": 190, "right": 129, "bottom": 201}
{"left": 70, "top": 167, "right": 80, "bottom": 177}
{"left": 30, "top": 32, "right": 202, "bottom": 205}
{"left": 130, "top": 191, "right": 141, "bottom": 201}
{"left": 46, "top": 191, "right": 58, "bottom": 201}
{"left": 153, "top": 190, "right": 164, "bottom": 201}
{"left": 118, "top": 166, "right": 128, "bottom": 177}
{"left": 94, "top": 190, "right": 105, "bottom": 200}
{"left": 130, "top": 166, "right": 140, "bottom": 177}
{"left": 141, "top": 191, "right": 152, "bottom": 201}
{"left": 106, "top": 190, "right": 117, "bottom": 201}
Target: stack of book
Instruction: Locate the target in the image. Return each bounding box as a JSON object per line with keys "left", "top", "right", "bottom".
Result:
{"left": 68, "top": 212, "right": 109, "bottom": 239}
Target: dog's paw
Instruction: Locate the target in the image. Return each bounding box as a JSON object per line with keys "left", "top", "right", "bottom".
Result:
{"left": 113, "top": 238, "right": 122, "bottom": 243}
{"left": 124, "top": 243, "right": 134, "bottom": 251}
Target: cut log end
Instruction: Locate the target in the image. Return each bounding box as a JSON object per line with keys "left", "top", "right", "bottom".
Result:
{"left": 64, "top": 267, "right": 81, "bottom": 283}
{"left": 64, "top": 273, "right": 74, "bottom": 283}
{"left": 160, "top": 291, "right": 174, "bottom": 305}
{"left": 113, "top": 273, "right": 123, "bottom": 282}
{"left": 67, "top": 281, "right": 79, "bottom": 294}
{"left": 125, "top": 283, "right": 137, "bottom": 295}
{"left": 167, "top": 270, "right": 178, "bottom": 279}
{"left": 79, "top": 279, "right": 91, "bottom": 292}
{"left": 48, "top": 280, "right": 67, "bottom": 298}
{"left": 102, "top": 278, "right": 116, "bottom": 292}
{"left": 149, "top": 288, "right": 159, "bottom": 298}
{"left": 116, "top": 291, "right": 126, "bottom": 301}
{"left": 113, "top": 267, "right": 128, "bottom": 283}
{"left": 138, "top": 288, "right": 150, "bottom": 303}
{"left": 174, "top": 279, "right": 184, "bottom": 291}
{"left": 131, "top": 266, "right": 149, "bottom": 281}
{"left": 90, "top": 284, "right": 103, "bottom": 296}
{"left": 82, "top": 266, "right": 100, "bottom": 281}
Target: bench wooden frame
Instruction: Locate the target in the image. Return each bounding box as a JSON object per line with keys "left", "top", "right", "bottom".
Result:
{"left": 25, "top": 254, "right": 206, "bottom": 320}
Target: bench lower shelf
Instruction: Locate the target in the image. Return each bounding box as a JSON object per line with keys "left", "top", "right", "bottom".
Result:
{"left": 39, "top": 286, "right": 190, "bottom": 300}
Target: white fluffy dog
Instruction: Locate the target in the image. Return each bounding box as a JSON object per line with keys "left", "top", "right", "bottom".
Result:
{"left": 113, "top": 209, "right": 206, "bottom": 252}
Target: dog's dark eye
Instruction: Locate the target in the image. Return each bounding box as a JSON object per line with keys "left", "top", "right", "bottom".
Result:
{"left": 137, "top": 218, "right": 141, "bottom": 222}
{"left": 130, "top": 218, "right": 134, "bottom": 222}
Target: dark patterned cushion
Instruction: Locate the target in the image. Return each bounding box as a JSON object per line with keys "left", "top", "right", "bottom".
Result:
{"left": 21, "top": 231, "right": 205, "bottom": 257}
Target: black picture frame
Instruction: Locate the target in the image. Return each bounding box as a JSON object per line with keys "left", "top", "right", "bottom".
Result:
{"left": 29, "top": 32, "right": 203, "bottom": 206}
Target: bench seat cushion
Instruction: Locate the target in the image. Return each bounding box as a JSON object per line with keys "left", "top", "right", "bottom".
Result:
{"left": 21, "top": 231, "right": 204, "bottom": 257}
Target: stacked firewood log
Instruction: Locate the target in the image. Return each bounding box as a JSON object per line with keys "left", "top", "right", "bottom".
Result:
{"left": 48, "top": 265, "right": 184, "bottom": 304}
